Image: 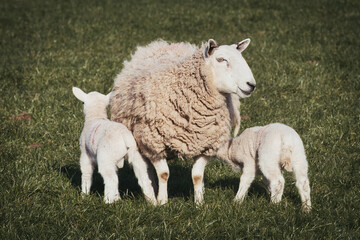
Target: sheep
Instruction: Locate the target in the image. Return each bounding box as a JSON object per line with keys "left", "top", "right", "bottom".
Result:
{"left": 117, "top": 40, "right": 242, "bottom": 137}
{"left": 216, "top": 123, "right": 312, "bottom": 212}
{"left": 110, "top": 39, "right": 256, "bottom": 205}
{"left": 72, "top": 87, "right": 157, "bottom": 204}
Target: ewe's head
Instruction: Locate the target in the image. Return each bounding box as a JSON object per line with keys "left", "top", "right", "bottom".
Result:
{"left": 203, "top": 39, "right": 256, "bottom": 98}
{"left": 72, "top": 87, "right": 110, "bottom": 119}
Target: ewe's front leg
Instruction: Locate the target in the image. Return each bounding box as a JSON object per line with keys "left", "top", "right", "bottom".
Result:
{"left": 192, "top": 156, "right": 209, "bottom": 205}
{"left": 153, "top": 159, "right": 169, "bottom": 205}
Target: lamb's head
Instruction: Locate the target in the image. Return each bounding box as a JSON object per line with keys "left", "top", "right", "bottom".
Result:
{"left": 203, "top": 39, "right": 256, "bottom": 98}
{"left": 72, "top": 87, "right": 110, "bottom": 119}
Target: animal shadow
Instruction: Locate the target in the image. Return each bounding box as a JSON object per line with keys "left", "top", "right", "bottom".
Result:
{"left": 210, "top": 176, "right": 269, "bottom": 201}
{"left": 167, "top": 162, "right": 193, "bottom": 200}
{"left": 60, "top": 163, "right": 146, "bottom": 199}
{"left": 60, "top": 160, "right": 194, "bottom": 201}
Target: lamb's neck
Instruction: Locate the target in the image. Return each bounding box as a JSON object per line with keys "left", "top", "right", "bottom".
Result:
{"left": 216, "top": 138, "right": 242, "bottom": 169}
{"left": 216, "top": 138, "right": 232, "bottom": 161}
{"left": 84, "top": 113, "right": 108, "bottom": 125}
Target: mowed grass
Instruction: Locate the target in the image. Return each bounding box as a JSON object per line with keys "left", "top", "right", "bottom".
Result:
{"left": 1, "top": 0, "right": 359, "bottom": 239}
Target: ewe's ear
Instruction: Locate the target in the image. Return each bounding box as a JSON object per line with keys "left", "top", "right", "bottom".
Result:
{"left": 72, "top": 87, "right": 87, "bottom": 102}
{"left": 204, "top": 39, "right": 218, "bottom": 58}
{"left": 236, "top": 38, "right": 250, "bottom": 53}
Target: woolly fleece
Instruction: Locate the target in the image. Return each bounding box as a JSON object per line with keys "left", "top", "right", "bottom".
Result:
{"left": 110, "top": 42, "right": 231, "bottom": 160}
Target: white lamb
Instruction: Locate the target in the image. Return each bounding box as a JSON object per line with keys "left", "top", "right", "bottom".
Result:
{"left": 72, "top": 87, "right": 157, "bottom": 204}
{"left": 216, "top": 123, "right": 311, "bottom": 212}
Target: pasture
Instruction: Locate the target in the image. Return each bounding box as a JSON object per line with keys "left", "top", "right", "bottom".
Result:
{"left": 1, "top": 0, "right": 359, "bottom": 239}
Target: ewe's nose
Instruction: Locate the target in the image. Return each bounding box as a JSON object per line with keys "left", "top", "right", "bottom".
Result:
{"left": 247, "top": 82, "right": 256, "bottom": 92}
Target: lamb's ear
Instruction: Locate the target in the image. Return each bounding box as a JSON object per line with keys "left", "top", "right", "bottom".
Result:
{"left": 204, "top": 39, "right": 218, "bottom": 58}
{"left": 236, "top": 38, "right": 250, "bottom": 53}
{"left": 72, "top": 87, "right": 87, "bottom": 102}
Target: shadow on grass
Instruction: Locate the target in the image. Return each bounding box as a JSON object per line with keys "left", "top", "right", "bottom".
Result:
{"left": 60, "top": 163, "right": 145, "bottom": 199}
{"left": 210, "top": 176, "right": 270, "bottom": 201}
{"left": 60, "top": 161, "right": 194, "bottom": 201}
{"left": 61, "top": 162, "right": 275, "bottom": 203}
{"left": 168, "top": 163, "right": 193, "bottom": 200}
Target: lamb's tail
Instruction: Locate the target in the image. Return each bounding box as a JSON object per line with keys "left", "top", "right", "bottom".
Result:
{"left": 280, "top": 147, "right": 293, "bottom": 172}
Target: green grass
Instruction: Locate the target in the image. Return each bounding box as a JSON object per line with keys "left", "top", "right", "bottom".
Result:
{"left": 1, "top": 0, "right": 359, "bottom": 239}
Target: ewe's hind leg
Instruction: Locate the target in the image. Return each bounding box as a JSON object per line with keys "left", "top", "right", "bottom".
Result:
{"left": 97, "top": 151, "right": 120, "bottom": 204}
{"left": 192, "top": 156, "right": 209, "bottom": 205}
{"left": 80, "top": 152, "right": 94, "bottom": 195}
{"left": 153, "top": 159, "right": 169, "bottom": 205}
{"left": 129, "top": 150, "right": 157, "bottom": 205}
{"left": 292, "top": 153, "right": 311, "bottom": 212}
{"left": 234, "top": 159, "right": 256, "bottom": 203}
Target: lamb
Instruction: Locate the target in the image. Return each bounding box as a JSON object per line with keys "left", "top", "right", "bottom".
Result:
{"left": 110, "top": 39, "right": 256, "bottom": 205}
{"left": 216, "top": 123, "right": 312, "bottom": 212}
{"left": 72, "top": 87, "right": 157, "bottom": 204}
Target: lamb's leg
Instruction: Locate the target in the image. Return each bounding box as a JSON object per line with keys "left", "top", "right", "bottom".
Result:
{"left": 264, "top": 170, "right": 285, "bottom": 204}
{"left": 234, "top": 159, "right": 256, "bottom": 203}
{"left": 97, "top": 151, "right": 120, "bottom": 203}
{"left": 192, "top": 155, "right": 209, "bottom": 205}
{"left": 80, "top": 152, "right": 94, "bottom": 195}
{"left": 99, "top": 166, "right": 120, "bottom": 203}
{"left": 292, "top": 153, "right": 311, "bottom": 212}
{"left": 153, "top": 159, "right": 169, "bottom": 205}
{"left": 259, "top": 155, "right": 285, "bottom": 203}
{"left": 295, "top": 175, "right": 311, "bottom": 212}
{"left": 129, "top": 150, "right": 157, "bottom": 205}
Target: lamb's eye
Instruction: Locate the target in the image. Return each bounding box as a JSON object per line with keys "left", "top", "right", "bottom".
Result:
{"left": 216, "top": 57, "right": 227, "bottom": 63}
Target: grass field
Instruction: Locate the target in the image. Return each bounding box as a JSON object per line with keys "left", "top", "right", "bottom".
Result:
{"left": 1, "top": 0, "right": 359, "bottom": 239}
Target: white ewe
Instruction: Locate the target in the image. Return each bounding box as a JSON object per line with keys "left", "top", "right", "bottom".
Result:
{"left": 110, "top": 39, "right": 256, "bottom": 205}
{"left": 72, "top": 87, "right": 157, "bottom": 204}
{"left": 217, "top": 123, "right": 311, "bottom": 212}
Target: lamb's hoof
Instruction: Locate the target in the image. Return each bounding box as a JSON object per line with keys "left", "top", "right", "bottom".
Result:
{"left": 233, "top": 197, "right": 245, "bottom": 204}
{"left": 194, "top": 200, "right": 204, "bottom": 208}
{"left": 157, "top": 198, "right": 168, "bottom": 206}
{"left": 105, "top": 194, "right": 121, "bottom": 204}
{"left": 302, "top": 204, "right": 312, "bottom": 213}
{"left": 81, "top": 192, "right": 89, "bottom": 199}
{"left": 270, "top": 197, "right": 282, "bottom": 204}
{"left": 145, "top": 197, "right": 158, "bottom": 206}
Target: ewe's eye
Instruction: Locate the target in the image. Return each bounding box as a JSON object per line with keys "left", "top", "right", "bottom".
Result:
{"left": 216, "top": 57, "right": 227, "bottom": 63}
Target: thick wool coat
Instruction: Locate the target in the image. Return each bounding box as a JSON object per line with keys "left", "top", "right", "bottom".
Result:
{"left": 110, "top": 44, "right": 231, "bottom": 161}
